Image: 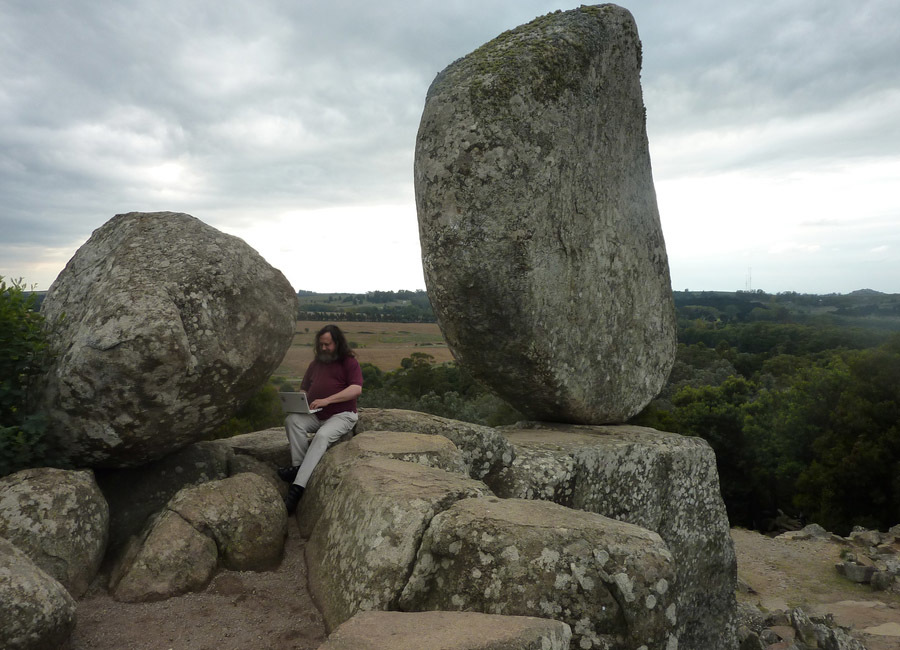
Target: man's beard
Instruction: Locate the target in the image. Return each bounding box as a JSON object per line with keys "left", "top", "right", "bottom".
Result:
{"left": 316, "top": 350, "right": 337, "bottom": 363}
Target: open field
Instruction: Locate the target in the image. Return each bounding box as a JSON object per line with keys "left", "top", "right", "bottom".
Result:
{"left": 274, "top": 321, "right": 454, "bottom": 378}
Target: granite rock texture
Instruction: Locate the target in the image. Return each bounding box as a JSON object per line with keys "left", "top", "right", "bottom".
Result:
{"left": 37, "top": 211, "right": 297, "bottom": 467}
{"left": 298, "top": 430, "right": 469, "bottom": 538}
{"left": 486, "top": 423, "right": 738, "bottom": 650}
{"left": 109, "top": 472, "right": 286, "bottom": 602}
{"left": 304, "top": 456, "right": 491, "bottom": 630}
{"left": 0, "top": 537, "right": 76, "bottom": 650}
{"left": 96, "top": 440, "right": 233, "bottom": 550}
{"left": 0, "top": 467, "right": 108, "bottom": 598}
{"left": 400, "top": 497, "right": 677, "bottom": 650}
{"left": 415, "top": 5, "right": 676, "bottom": 424}
{"left": 356, "top": 408, "right": 514, "bottom": 479}
{"left": 319, "top": 610, "right": 572, "bottom": 650}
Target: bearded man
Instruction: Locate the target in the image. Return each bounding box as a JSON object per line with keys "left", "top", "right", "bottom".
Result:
{"left": 279, "top": 324, "right": 363, "bottom": 513}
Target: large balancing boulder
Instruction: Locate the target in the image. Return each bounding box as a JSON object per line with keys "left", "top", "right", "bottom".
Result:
{"left": 415, "top": 5, "right": 676, "bottom": 423}
{"left": 37, "top": 211, "right": 297, "bottom": 467}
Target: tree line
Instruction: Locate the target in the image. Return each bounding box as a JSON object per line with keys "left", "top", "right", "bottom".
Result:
{"left": 4, "top": 282, "right": 899, "bottom": 534}
{"left": 296, "top": 289, "right": 435, "bottom": 322}
{"left": 634, "top": 290, "right": 900, "bottom": 534}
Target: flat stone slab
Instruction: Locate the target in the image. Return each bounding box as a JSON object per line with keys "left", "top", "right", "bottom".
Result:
{"left": 305, "top": 456, "right": 492, "bottom": 630}
{"left": 400, "top": 497, "right": 677, "bottom": 650}
{"left": 357, "top": 408, "right": 514, "bottom": 479}
{"left": 217, "top": 427, "right": 290, "bottom": 467}
{"left": 298, "top": 430, "right": 468, "bottom": 538}
{"left": 487, "top": 423, "right": 737, "bottom": 650}
{"left": 319, "top": 610, "right": 571, "bottom": 650}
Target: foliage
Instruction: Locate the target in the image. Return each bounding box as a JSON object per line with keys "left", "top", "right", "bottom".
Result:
{"left": 637, "top": 305, "right": 900, "bottom": 534}
{"left": 0, "top": 277, "right": 52, "bottom": 476}
{"left": 358, "top": 353, "right": 523, "bottom": 427}
{"left": 212, "top": 381, "right": 286, "bottom": 439}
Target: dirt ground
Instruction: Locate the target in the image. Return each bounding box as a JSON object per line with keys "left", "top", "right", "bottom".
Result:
{"left": 70, "top": 525, "right": 900, "bottom": 649}
{"left": 71, "top": 518, "right": 327, "bottom": 650}
{"left": 732, "top": 527, "right": 900, "bottom": 649}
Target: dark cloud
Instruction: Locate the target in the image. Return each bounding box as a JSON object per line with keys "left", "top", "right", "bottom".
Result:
{"left": 1, "top": 0, "right": 898, "bottom": 291}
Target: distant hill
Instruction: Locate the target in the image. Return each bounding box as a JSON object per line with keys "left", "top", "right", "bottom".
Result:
{"left": 294, "top": 289, "right": 434, "bottom": 322}
{"left": 292, "top": 288, "right": 900, "bottom": 328}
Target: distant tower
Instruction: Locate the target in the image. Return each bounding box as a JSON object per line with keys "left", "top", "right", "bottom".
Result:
{"left": 745, "top": 267, "right": 752, "bottom": 292}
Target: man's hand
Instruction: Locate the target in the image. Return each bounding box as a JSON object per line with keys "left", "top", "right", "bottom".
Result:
{"left": 311, "top": 384, "right": 362, "bottom": 411}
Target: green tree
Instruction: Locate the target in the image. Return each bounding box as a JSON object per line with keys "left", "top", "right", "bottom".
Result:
{"left": 211, "top": 382, "right": 284, "bottom": 438}
{"left": 791, "top": 342, "right": 900, "bottom": 533}
{"left": 668, "top": 376, "right": 761, "bottom": 525}
{"left": 0, "top": 278, "right": 53, "bottom": 476}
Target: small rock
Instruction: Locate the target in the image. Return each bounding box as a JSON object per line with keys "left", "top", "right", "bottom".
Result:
{"left": 737, "top": 625, "right": 765, "bottom": 650}
{"left": 765, "top": 610, "right": 791, "bottom": 627}
{"left": 836, "top": 561, "right": 876, "bottom": 583}
{"left": 849, "top": 528, "right": 882, "bottom": 548}
{"left": 871, "top": 570, "right": 894, "bottom": 591}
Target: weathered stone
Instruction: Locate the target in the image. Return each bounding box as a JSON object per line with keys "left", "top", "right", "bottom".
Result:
{"left": 791, "top": 607, "right": 866, "bottom": 650}
{"left": 356, "top": 408, "right": 514, "bottom": 479}
{"left": 109, "top": 472, "right": 285, "bottom": 602}
{"left": 110, "top": 508, "right": 218, "bottom": 602}
{"left": 848, "top": 528, "right": 883, "bottom": 548}
{"left": 835, "top": 561, "right": 875, "bottom": 583}
{"left": 305, "top": 456, "right": 492, "bottom": 630}
{"left": 486, "top": 423, "right": 737, "bottom": 650}
{"left": 217, "top": 427, "right": 291, "bottom": 467}
{"left": 415, "top": 5, "right": 676, "bottom": 424}
{"left": 339, "top": 430, "right": 467, "bottom": 474}
{"left": 167, "top": 472, "right": 286, "bottom": 570}
{"left": 298, "top": 430, "right": 469, "bottom": 538}
{"left": 738, "top": 625, "right": 766, "bottom": 650}
{"left": 227, "top": 452, "right": 285, "bottom": 496}
{"left": 485, "top": 442, "right": 576, "bottom": 505}
{"left": 36, "top": 211, "right": 297, "bottom": 467}
{"left": 96, "top": 440, "right": 233, "bottom": 550}
{"left": 778, "top": 523, "right": 832, "bottom": 541}
{"left": 319, "top": 610, "right": 572, "bottom": 650}
{"left": 400, "top": 497, "right": 677, "bottom": 650}
{"left": 871, "top": 569, "right": 894, "bottom": 591}
{"left": 0, "top": 467, "right": 108, "bottom": 597}
{"left": 0, "top": 537, "right": 76, "bottom": 650}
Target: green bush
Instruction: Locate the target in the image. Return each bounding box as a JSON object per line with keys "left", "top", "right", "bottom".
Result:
{"left": 0, "top": 277, "right": 52, "bottom": 476}
{"left": 211, "top": 382, "right": 285, "bottom": 438}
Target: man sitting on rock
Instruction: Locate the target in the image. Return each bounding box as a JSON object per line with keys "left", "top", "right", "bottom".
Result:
{"left": 279, "top": 324, "right": 363, "bottom": 513}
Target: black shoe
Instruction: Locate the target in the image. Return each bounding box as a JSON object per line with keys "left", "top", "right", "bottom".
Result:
{"left": 284, "top": 484, "right": 304, "bottom": 514}
{"left": 277, "top": 465, "right": 300, "bottom": 483}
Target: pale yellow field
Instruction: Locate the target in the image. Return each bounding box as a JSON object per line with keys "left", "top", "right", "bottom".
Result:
{"left": 274, "top": 321, "right": 454, "bottom": 379}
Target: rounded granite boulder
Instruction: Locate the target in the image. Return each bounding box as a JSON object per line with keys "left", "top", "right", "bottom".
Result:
{"left": 36, "top": 211, "right": 297, "bottom": 467}
{"left": 415, "top": 5, "right": 676, "bottom": 423}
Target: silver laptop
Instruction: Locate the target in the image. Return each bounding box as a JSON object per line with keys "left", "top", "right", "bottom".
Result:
{"left": 278, "top": 391, "right": 322, "bottom": 414}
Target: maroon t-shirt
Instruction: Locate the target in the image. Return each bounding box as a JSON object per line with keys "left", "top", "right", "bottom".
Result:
{"left": 300, "top": 355, "right": 363, "bottom": 421}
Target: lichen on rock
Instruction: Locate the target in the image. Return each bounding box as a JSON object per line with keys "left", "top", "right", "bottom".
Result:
{"left": 416, "top": 5, "right": 676, "bottom": 424}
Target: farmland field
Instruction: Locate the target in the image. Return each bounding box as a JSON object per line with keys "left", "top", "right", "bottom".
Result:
{"left": 274, "top": 320, "right": 453, "bottom": 379}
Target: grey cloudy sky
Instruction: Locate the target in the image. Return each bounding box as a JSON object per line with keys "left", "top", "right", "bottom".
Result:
{"left": 2, "top": 0, "right": 899, "bottom": 294}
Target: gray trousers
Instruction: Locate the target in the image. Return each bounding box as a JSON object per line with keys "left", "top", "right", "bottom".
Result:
{"left": 285, "top": 410, "right": 358, "bottom": 487}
